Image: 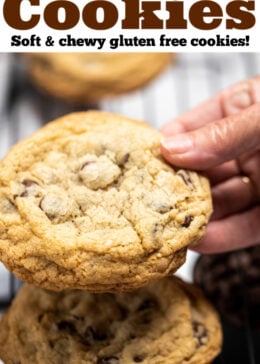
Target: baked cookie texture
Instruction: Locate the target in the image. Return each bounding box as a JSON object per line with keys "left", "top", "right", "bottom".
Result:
{"left": 26, "top": 53, "right": 173, "bottom": 103}
{"left": 0, "top": 277, "right": 222, "bottom": 364}
{"left": 0, "top": 111, "right": 212, "bottom": 291}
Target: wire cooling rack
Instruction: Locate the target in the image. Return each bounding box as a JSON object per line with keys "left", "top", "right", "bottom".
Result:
{"left": 0, "top": 52, "right": 260, "bottom": 363}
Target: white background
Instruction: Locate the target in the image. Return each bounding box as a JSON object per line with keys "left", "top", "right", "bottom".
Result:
{"left": 0, "top": 0, "right": 259, "bottom": 52}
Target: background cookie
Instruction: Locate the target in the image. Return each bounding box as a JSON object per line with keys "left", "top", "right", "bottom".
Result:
{"left": 193, "top": 247, "right": 260, "bottom": 328}
{"left": 0, "top": 111, "right": 212, "bottom": 291}
{"left": 0, "top": 277, "right": 222, "bottom": 364}
{"left": 26, "top": 53, "right": 173, "bottom": 103}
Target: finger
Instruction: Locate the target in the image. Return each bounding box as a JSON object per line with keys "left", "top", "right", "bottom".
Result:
{"left": 191, "top": 206, "right": 260, "bottom": 254}
{"left": 161, "top": 96, "right": 225, "bottom": 135}
{"left": 238, "top": 150, "right": 260, "bottom": 201}
{"left": 161, "top": 76, "right": 260, "bottom": 136}
{"left": 205, "top": 160, "right": 240, "bottom": 186}
{"left": 211, "top": 176, "right": 255, "bottom": 220}
{"left": 161, "top": 103, "right": 260, "bottom": 170}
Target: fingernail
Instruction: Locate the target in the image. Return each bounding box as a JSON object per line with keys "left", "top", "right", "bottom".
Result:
{"left": 161, "top": 134, "right": 193, "bottom": 154}
{"left": 225, "top": 89, "right": 252, "bottom": 115}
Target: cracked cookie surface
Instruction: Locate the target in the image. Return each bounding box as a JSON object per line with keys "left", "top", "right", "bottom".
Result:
{"left": 0, "top": 277, "right": 222, "bottom": 364}
{"left": 0, "top": 111, "right": 212, "bottom": 291}
{"left": 26, "top": 53, "right": 173, "bottom": 103}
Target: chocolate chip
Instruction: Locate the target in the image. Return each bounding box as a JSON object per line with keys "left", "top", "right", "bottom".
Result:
{"left": 177, "top": 170, "right": 193, "bottom": 189}
{"left": 181, "top": 215, "right": 193, "bottom": 228}
{"left": 138, "top": 298, "right": 157, "bottom": 311}
{"left": 133, "top": 354, "right": 146, "bottom": 362}
{"left": 136, "top": 299, "right": 157, "bottom": 326}
{"left": 38, "top": 314, "right": 44, "bottom": 323}
{"left": 129, "top": 333, "right": 137, "bottom": 340}
{"left": 192, "top": 321, "right": 208, "bottom": 346}
{"left": 119, "top": 153, "right": 130, "bottom": 166}
{"left": 118, "top": 304, "right": 128, "bottom": 320}
{"left": 85, "top": 326, "right": 108, "bottom": 341}
{"left": 22, "top": 179, "right": 38, "bottom": 187}
{"left": 151, "top": 202, "right": 172, "bottom": 214}
{"left": 72, "top": 315, "right": 84, "bottom": 321}
{"left": 39, "top": 194, "right": 68, "bottom": 220}
{"left": 152, "top": 223, "right": 159, "bottom": 236}
{"left": 19, "top": 180, "right": 41, "bottom": 198}
{"left": 97, "top": 357, "right": 119, "bottom": 364}
{"left": 80, "top": 161, "right": 95, "bottom": 170}
{"left": 56, "top": 319, "right": 93, "bottom": 347}
{"left": 79, "top": 156, "right": 121, "bottom": 190}
{"left": 57, "top": 321, "right": 77, "bottom": 334}
{"left": 151, "top": 223, "right": 162, "bottom": 247}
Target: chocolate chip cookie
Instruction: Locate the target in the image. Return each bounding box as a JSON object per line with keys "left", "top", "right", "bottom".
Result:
{"left": 0, "top": 111, "right": 212, "bottom": 291}
{"left": 26, "top": 53, "right": 172, "bottom": 103}
{"left": 194, "top": 247, "right": 260, "bottom": 328}
{"left": 0, "top": 277, "right": 222, "bottom": 364}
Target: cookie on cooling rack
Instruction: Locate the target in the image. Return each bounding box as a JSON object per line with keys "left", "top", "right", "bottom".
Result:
{"left": 25, "top": 53, "right": 173, "bottom": 103}
{"left": 0, "top": 277, "right": 222, "bottom": 364}
{"left": 0, "top": 111, "right": 212, "bottom": 292}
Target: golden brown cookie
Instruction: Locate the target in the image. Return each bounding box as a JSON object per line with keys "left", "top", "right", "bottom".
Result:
{"left": 0, "top": 111, "right": 212, "bottom": 291}
{"left": 0, "top": 277, "right": 222, "bottom": 364}
{"left": 26, "top": 53, "right": 173, "bottom": 103}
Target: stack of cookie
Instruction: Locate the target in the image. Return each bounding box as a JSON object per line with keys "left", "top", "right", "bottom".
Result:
{"left": 0, "top": 111, "right": 222, "bottom": 363}
{"left": 25, "top": 53, "right": 173, "bottom": 104}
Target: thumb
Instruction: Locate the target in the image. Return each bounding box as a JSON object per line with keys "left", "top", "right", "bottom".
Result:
{"left": 161, "top": 103, "right": 260, "bottom": 170}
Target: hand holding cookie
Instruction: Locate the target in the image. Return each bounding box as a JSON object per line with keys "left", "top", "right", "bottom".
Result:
{"left": 161, "top": 76, "right": 260, "bottom": 253}
{"left": 0, "top": 111, "right": 212, "bottom": 291}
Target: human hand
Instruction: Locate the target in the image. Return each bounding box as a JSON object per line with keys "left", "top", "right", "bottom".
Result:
{"left": 161, "top": 77, "right": 260, "bottom": 253}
